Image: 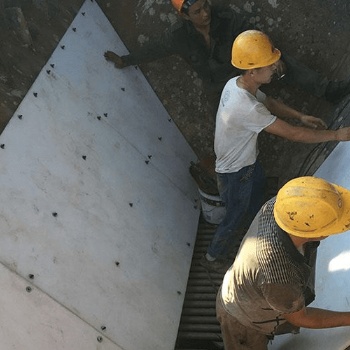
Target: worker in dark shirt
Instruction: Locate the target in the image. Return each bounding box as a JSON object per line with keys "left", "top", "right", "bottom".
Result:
{"left": 104, "top": 0, "right": 350, "bottom": 112}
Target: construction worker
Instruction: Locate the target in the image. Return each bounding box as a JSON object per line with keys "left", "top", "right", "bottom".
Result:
{"left": 200, "top": 30, "right": 350, "bottom": 271}
{"left": 104, "top": 0, "right": 350, "bottom": 113}
{"left": 217, "top": 176, "right": 350, "bottom": 349}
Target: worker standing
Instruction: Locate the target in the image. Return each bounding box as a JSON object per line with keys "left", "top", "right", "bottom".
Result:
{"left": 217, "top": 176, "right": 350, "bottom": 349}
{"left": 200, "top": 30, "right": 350, "bottom": 271}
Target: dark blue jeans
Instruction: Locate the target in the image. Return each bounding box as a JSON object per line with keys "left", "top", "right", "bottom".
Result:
{"left": 207, "top": 161, "right": 266, "bottom": 259}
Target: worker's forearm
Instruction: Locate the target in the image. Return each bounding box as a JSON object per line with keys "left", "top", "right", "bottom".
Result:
{"left": 285, "top": 307, "right": 350, "bottom": 329}
{"left": 265, "top": 118, "right": 350, "bottom": 143}
{"left": 290, "top": 127, "right": 338, "bottom": 143}
{"left": 265, "top": 97, "right": 303, "bottom": 120}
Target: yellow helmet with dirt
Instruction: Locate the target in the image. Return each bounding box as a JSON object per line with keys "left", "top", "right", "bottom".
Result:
{"left": 171, "top": 0, "right": 198, "bottom": 13}
{"left": 231, "top": 30, "right": 281, "bottom": 69}
{"left": 274, "top": 176, "right": 350, "bottom": 238}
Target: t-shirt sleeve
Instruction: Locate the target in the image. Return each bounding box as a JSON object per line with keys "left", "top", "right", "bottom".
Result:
{"left": 256, "top": 89, "right": 266, "bottom": 103}
{"left": 261, "top": 283, "right": 305, "bottom": 314}
{"left": 244, "top": 102, "right": 276, "bottom": 133}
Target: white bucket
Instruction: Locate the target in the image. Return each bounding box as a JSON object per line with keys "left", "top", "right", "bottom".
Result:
{"left": 198, "top": 188, "right": 226, "bottom": 225}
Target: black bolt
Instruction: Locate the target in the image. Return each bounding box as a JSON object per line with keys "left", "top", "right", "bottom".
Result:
{"left": 158, "top": 137, "right": 162, "bottom": 141}
{"left": 148, "top": 155, "right": 152, "bottom": 159}
{"left": 177, "top": 291, "right": 182, "bottom": 295}
{"left": 61, "top": 45, "right": 65, "bottom": 50}
{"left": 50, "top": 64, "right": 55, "bottom": 68}
{"left": 82, "top": 155, "right": 87, "bottom": 160}
{"left": 115, "top": 261, "right": 120, "bottom": 266}
{"left": 0, "top": 144, "right": 5, "bottom": 149}
{"left": 72, "top": 28, "right": 76, "bottom": 32}
{"left": 28, "top": 274, "right": 34, "bottom": 279}
{"left": 52, "top": 212, "right": 58, "bottom": 217}
{"left": 121, "top": 87, "right": 125, "bottom": 91}
{"left": 103, "top": 113, "right": 108, "bottom": 117}
{"left": 186, "top": 242, "right": 190, "bottom": 247}
{"left": 82, "top": 12, "right": 85, "bottom": 16}
{"left": 145, "top": 160, "right": 149, "bottom": 164}
{"left": 168, "top": 118, "right": 172, "bottom": 122}
{"left": 46, "top": 70, "right": 51, "bottom": 74}
{"left": 129, "top": 203, "right": 133, "bottom": 207}
{"left": 97, "top": 116, "right": 101, "bottom": 120}
{"left": 26, "top": 286, "right": 32, "bottom": 293}
{"left": 101, "top": 326, "right": 106, "bottom": 331}
{"left": 33, "top": 92, "right": 38, "bottom": 97}
{"left": 97, "top": 336, "right": 103, "bottom": 343}
{"left": 18, "top": 114, "right": 23, "bottom": 119}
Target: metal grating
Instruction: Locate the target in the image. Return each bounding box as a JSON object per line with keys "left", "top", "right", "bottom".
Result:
{"left": 175, "top": 178, "right": 280, "bottom": 350}
{"left": 175, "top": 217, "right": 225, "bottom": 350}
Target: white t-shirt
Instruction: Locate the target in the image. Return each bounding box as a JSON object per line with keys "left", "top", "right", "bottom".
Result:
{"left": 214, "top": 76, "right": 277, "bottom": 173}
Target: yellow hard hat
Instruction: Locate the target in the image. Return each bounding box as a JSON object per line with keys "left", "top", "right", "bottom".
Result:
{"left": 274, "top": 176, "right": 350, "bottom": 238}
{"left": 231, "top": 30, "right": 281, "bottom": 69}
{"left": 171, "top": 0, "right": 197, "bottom": 12}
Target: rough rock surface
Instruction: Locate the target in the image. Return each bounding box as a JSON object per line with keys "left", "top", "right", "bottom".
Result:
{"left": 1, "top": 0, "right": 350, "bottom": 187}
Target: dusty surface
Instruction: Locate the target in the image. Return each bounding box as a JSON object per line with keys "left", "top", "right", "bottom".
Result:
{"left": 1, "top": 0, "right": 350, "bottom": 188}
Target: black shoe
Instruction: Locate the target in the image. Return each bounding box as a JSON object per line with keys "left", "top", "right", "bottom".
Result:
{"left": 199, "top": 255, "right": 232, "bottom": 273}
{"left": 325, "top": 79, "right": 350, "bottom": 103}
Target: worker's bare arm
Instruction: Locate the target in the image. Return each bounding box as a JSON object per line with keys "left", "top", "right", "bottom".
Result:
{"left": 283, "top": 307, "right": 350, "bottom": 329}
{"left": 264, "top": 118, "right": 350, "bottom": 143}
{"left": 264, "top": 96, "right": 327, "bottom": 129}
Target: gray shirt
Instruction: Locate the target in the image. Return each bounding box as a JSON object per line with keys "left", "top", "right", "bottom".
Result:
{"left": 220, "top": 197, "right": 318, "bottom": 336}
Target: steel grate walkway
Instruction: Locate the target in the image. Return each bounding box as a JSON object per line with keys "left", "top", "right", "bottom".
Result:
{"left": 175, "top": 176, "right": 281, "bottom": 350}
{"left": 175, "top": 216, "right": 225, "bottom": 350}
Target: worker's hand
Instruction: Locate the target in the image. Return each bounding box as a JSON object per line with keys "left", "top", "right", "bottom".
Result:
{"left": 335, "top": 127, "right": 350, "bottom": 141}
{"left": 104, "top": 51, "right": 126, "bottom": 69}
{"left": 300, "top": 115, "right": 327, "bottom": 129}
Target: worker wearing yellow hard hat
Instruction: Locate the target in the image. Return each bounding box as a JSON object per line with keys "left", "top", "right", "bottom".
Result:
{"left": 200, "top": 29, "right": 350, "bottom": 272}
{"left": 217, "top": 176, "right": 350, "bottom": 349}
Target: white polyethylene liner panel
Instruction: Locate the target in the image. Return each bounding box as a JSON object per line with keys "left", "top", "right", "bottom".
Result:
{"left": 0, "top": 264, "right": 123, "bottom": 350}
{"left": 271, "top": 142, "right": 350, "bottom": 349}
{"left": 0, "top": 1, "right": 200, "bottom": 349}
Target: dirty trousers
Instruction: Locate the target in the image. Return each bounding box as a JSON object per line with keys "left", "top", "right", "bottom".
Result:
{"left": 216, "top": 293, "right": 269, "bottom": 350}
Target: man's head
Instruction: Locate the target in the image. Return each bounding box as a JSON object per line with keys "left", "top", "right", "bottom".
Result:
{"left": 171, "top": 0, "right": 211, "bottom": 26}
{"left": 274, "top": 176, "right": 350, "bottom": 238}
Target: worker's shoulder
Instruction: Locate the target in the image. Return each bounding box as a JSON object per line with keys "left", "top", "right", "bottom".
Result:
{"left": 168, "top": 19, "right": 186, "bottom": 33}
{"left": 213, "top": 6, "right": 240, "bottom": 20}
